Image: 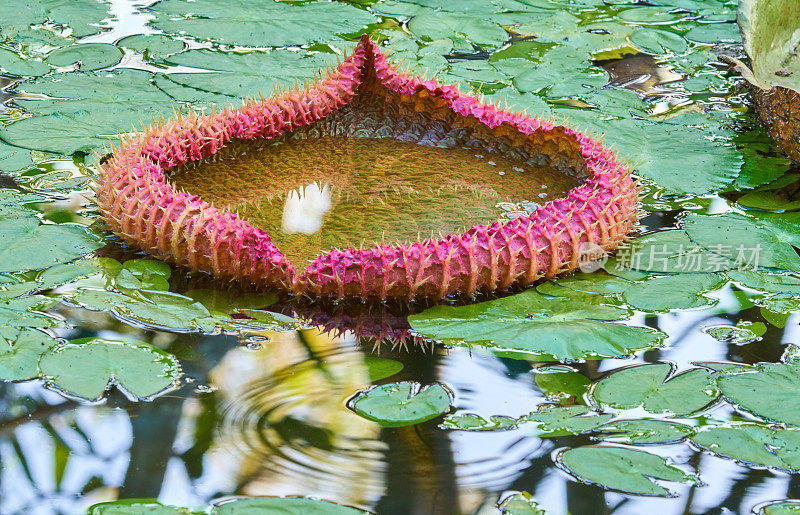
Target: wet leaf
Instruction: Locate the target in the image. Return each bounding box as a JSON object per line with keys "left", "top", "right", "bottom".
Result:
{"left": 161, "top": 49, "right": 338, "bottom": 100}
{"left": 117, "top": 34, "right": 185, "bottom": 59}
{"left": 149, "top": 0, "right": 377, "bottom": 48}
{"left": 408, "top": 289, "right": 665, "bottom": 360}
{"left": 0, "top": 217, "right": 101, "bottom": 273}
{"left": 36, "top": 258, "right": 119, "bottom": 290}
{"left": 46, "top": 43, "right": 121, "bottom": 70}
{"left": 524, "top": 405, "right": 612, "bottom": 436}
{"left": 621, "top": 273, "right": 724, "bottom": 311}
{"left": 88, "top": 499, "right": 195, "bottom": 514}
{"left": 535, "top": 365, "right": 591, "bottom": 400}
{"left": 691, "top": 423, "right": 800, "bottom": 471}
{"left": 558, "top": 446, "right": 699, "bottom": 496}
{"left": 594, "top": 419, "right": 695, "bottom": 444}
{"left": 38, "top": 337, "right": 181, "bottom": 401}
{"left": 759, "top": 500, "right": 800, "bottom": 515}
{"left": 407, "top": 11, "right": 508, "bottom": 47}
{"left": 211, "top": 496, "right": 368, "bottom": 514}
{"left": 350, "top": 381, "right": 451, "bottom": 427}
{"left": 499, "top": 491, "right": 545, "bottom": 514}
{"left": 0, "top": 327, "right": 57, "bottom": 381}
{"left": 591, "top": 363, "right": 719, "bottom": 416}
{"left": 685, "top": 213, "right": 800, "bottom": 271}
{"left": 0, "top": 48, "right": 50, "bottom": 76}
{"left": 718, "top": 361, "right": 800, "bottom": 426}
{"left": 0, "top": 0, "right": 113, "bottom": 39}
{"left": 440, "top": 413, "right": 518, "bottom": 431}
{"left": 0, "top": 294, "right": 61, "bottom": 328}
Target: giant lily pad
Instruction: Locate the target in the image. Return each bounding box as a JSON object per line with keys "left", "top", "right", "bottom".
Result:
{"left": 38, "top": 337, "right": 181, "bottom": 401}
{"left": 408, "top": 289, "right": 665, "bottom": 360}
{"left": 558, "top": 446, "right": 699, "bottom": 496}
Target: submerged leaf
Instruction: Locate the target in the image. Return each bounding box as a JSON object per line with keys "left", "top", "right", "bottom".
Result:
{"left": 558, "top": 446, "right": 698, "bottom": 496}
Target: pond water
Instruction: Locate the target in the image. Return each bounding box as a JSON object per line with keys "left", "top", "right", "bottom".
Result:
{"left": 1, "top": 0, "right": 800, "bottom": 514}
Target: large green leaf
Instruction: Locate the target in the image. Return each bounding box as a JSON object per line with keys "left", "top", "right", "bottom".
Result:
{"left": 0, "top": 327, "right": 57, "bottom": 381}
{"left": 691, "top": 423, "right": 800, "bottom": 471}
{"left": 591, "top": 363, "right": 718, "bottom": 415}
{"left": 718, "top": 361, "right": 800, "bottom": 425}
{"left": 0, "top": 293, "right": 61, "bottom": 328}
{"left": 408, "top": 289, "right": 665, "bottom": 360}
{"left": 738, "top": 0, "right": 800, "bottom": 92}
{"left": 38, "top": 337, "right": 182, "bottom": 401}
{"left": 684, "top": 213, "right": 800, "bottom": 271}
{"left": 0, "top": 0, "right": 113, "bottom": 39}
{"left": 0, "top": 218, "right": 101, "bottom": 273}
{"left": 0, "top": 48, "right": 50, "bottom": 76}
{"left": 149, "top": 0, "right": 377, "bottom": 48}
{"left": 558, "top": 446, "right": 699, "bottom": 496}
{"left": 46, "top": 43, "right": 122, "bottom": 71}
{"left": 161, "top": 49, "right": 339, "bottom": 100}
{"left": 350, "top": 381, "right": 451, "bottom": 427}
{"left": 621, "top": 273, "right": 724, "bottom": 311}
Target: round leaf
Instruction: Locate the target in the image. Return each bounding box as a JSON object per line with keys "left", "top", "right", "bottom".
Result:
{"left": 350, "top": 381, "right": 451, "bottom": 427}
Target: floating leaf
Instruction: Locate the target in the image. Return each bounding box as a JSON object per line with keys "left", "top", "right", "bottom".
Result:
{"left": 727, "top": 269, "right": 800, "bottom": 296}
{"left": 407, "top": 11, "right": 508, "bottom": 47}
{"left": 558, "top": 446, "right": 699, "bottom": 496}
{"left": 117, "top": 34, "right": 185, "bottom": 59}
{"left": 88, "top": 499, "right": 194, "bottom": 514}
{"left": 759, "top": 500, "right": 800, "bottom": 515}
{"left": 350, "top": 381, "right": 451, "bottom": 427}
{"left": 591, "top": 363, "right": 718, "bottom": 416}
{"left": 691, "top": 423, "right": 800, "bottom": 471}
{"left": 0, "top": 142, "right": 34, "bottom": 172}
{"left": 440, "top": 413, "right": 518, "bottom": 431}
{"left": 524, "top": 405, "right": 612, "bottom": 436}
{"left": 621, "top": 273, "right": 724, "bottom": 311}
{"left": 535, "top": 365, "right": 591, "bottom": 400}
{"left": 0, "top": 48, "right": 50, "bottom": 76}
{"left": 0, "top": 294, "right": 61, "bottom": 328}
{"left": 594, "top": 419, "right": 695, "bottom": 445}
{"left": 499, "top": 492, "right": 545, "bottom": 515}
{"left": 408, "top": 289, "right": 664, "bottom": 360}
{"left": 149, "top": 0, "right": 377, "bottom": 48}
{"left": 685, "top": 213, "right": 800, "bottom": 271}
{"left": 718, "top": 361, "right": 800, "bottom": 426}
{"left": 0, "top": 0, "right": 114, "bottom": 39}
{"left": 211, "top": 497, "right": 368, "bottom": 514}
{"left": 46, "top": 43, "right": 122, "bottom": 70}
{"left": 38, "top": 337, "right": 181, "bottom": 401}
{"left": 0, "top": 327, "right": 57, "bottom": 381}
{"left": 0, "top": 218, "right": 101, "bottom": 273}
{"left": 36, "top": 258, "right": 119, "bottom": 290}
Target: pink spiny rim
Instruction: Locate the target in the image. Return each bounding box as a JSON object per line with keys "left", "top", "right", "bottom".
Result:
{"left": 97, "top": 35, "right": 640, "bottom": 301}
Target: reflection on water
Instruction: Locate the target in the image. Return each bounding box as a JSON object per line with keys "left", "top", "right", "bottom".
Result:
{"left": 1, "top": 295, "right": 799, "bottom": 513}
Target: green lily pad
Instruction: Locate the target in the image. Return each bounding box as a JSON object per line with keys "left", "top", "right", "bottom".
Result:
{"left": 0, "top": 142, "right": 34, "bottom": 172}
{"left": 408, "top": 289, "right": 665, "bottom": 361}
{"left": 440, "top": 413, "right": 519, "bottom": 431}
{"left": 717, "top": 361, "right": 800, "bottom": 426}
{"left": 38, "top": 337, "right": 182, "bottom": 401}
{"left": 727, "top": 269, "right": 800, "bottom": 295}
{"left": 68, "top": 288, "right": 220, "bottom": 332}
{"left": 149, "top": 0, "right": 377, "bottom": 48}
{"left": 0, "top": 294, "right": 61, "bottom": 328}
{"left": 691, "top": 423, "right": 800, "bottom": 471}
{"left": 117, "top": 34, "right": 185, "bottom": 59}
{"left": 499, "top": 492, "right": 545, "bottom": 515}
{"left": 0, "top": 48, "right": 50, "bottom": 76}
{"left": 738, "top": 0, "right": 800, "bottom": 92}
{"left": 594, "top": 419, "right": 695, "bottom": 444}
{"left": 621, "top": 273, "right": 725, "bottom": 311}
{"left": 534, "top": 365, "right": 591, "bottom": 400}
{"left": 162, "top": 49, "right": 339, "bottom": 100}
{"left": 46, "top": 43, "right": 121, "bottom": 71}
{"left": 684, "top": 213, "right": 800, "bottom": 271}
{"left": 591, "top": 363, "right": 719, "bottom": 416}
{"left": 36, "top": 257, "right": 119, "bottom": 290}
{"left": 363, "top": 357, "right": 404, "bottom": 382}
{"left": 558, "top": 446, "right": 699, "bottom": 496}
{"left": 88, "top": 499, "right": 195, "bottom": 514}
{"left": 523, "top": 405, "right": 612, "bottom": 436}
{"left": 0, "top": 0, "right": 114, "bottom": 39}
{"left": 0, "top": 217, "right": 101, "bottom": 273}
{"left": 759, "top": 500, "right": 800, "bottom": 515}
{"left": 350, "top": 381, "right": 451, "bottom": 427}
{"left": 211, "top": 497, "right": 368, "bottom": 514}
{"left": 0, "top": 326, "right": 57, "bottom": 381}
{"left": 407, "top": 11, "right": 508, "bottom": 47}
